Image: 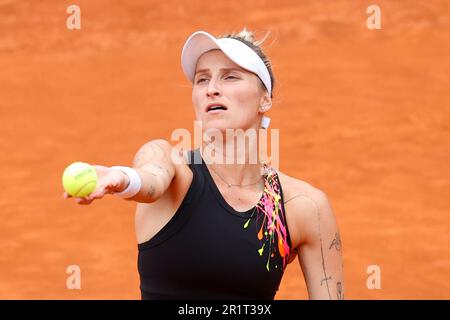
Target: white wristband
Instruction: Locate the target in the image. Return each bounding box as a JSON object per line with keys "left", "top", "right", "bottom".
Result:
{"left": 109, "top": 166, "right": 142, "bottom": 199}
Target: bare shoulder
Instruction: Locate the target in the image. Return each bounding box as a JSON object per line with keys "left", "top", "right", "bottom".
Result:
{"left": 277, "top": 171, "right": 329, "bottom": 208}
{"left": 277, "top": 170, "right": 335, "bottom": 249}
{"left": 133, "top": 139, "right": 190, "bottom": 168}
{"left": 132, "top": 139, "right": 193, "bottom": 198}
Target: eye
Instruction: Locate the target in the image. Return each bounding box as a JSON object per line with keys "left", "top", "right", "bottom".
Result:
{"left": 196, "top": 78, "right": 209, "bottom": 84}
{"left": 224, "top": 75, "right": 239, "bottom": 80}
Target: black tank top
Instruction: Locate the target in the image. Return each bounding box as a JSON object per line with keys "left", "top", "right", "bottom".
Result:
{"left": 137, "top": 148, "right": 292, "bottom": 300}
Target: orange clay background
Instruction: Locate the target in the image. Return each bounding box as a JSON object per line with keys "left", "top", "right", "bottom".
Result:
{"left": 0, "top": 0, "right": 449, "bottom": 299}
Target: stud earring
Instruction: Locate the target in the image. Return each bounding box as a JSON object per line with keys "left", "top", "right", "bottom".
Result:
{"left": 260, "top": 104, "right": 270, "bottom": 112}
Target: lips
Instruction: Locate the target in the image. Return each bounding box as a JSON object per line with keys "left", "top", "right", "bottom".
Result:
{"left": 206, "top": 103, "right": 228, "bottom": 112}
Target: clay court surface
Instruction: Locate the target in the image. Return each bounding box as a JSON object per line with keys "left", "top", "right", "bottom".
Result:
{"left": 0, "top": 0, "right": 449, "bottom": 299}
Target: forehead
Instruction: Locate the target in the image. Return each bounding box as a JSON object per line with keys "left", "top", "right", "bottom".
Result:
{"left": 195, "top": 49, "right": 245, "bottom": 72}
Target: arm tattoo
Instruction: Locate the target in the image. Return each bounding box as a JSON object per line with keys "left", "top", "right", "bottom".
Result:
{"left": 329, "top": 232, "right": 342, "bottom": 251}
{"left": 321, "top": 276, "right": 332, "bottom": 287}
{"left": 135, "top": 150, "right": 146, "bottom": 163}
{"left": 337, "top": 282, "right": 344, "bottom": 300}
{"left": 147, "top": 185, "right": 155, "bottom": 198}
{"left": 148, "top": 144, "right": 157, "bottom": 158}
{"left": 284, "top": 194, "right": 302, "bottom": 205}
{"left": 319, "top": 236, "right": 332, "bottom": 299}
{"left": 149, "top": 163, "right": 171, "bottom": 178}
{"left": 136, "top": 143, "right": 164, "bottom": 166}
{"left": 286, "top": 194, "right": 333, "bottom": 299}
{"left": 316, "top": 200, "right": 332, "bottom": 299}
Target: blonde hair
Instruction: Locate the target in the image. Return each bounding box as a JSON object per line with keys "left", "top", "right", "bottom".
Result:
{"left": 219, "top": 28, "right": 275, "bottom": 97}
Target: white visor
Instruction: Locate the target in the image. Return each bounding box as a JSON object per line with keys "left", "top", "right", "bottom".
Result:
{"left": 181, "top": 31, "right": 272, "bottom": 96}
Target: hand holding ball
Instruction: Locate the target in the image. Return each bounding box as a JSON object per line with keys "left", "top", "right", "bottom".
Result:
{"left": 62, "top": 162, "right": 98, "bottom": 197}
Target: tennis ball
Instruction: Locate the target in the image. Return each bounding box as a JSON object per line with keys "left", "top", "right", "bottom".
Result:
{"left": 62, "top": 162, "right": 98, "bottom": 197}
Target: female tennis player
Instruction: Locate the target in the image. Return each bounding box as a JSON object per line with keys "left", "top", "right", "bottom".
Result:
{"left": 63, "top": 29, "right": 344, "bottom": 300}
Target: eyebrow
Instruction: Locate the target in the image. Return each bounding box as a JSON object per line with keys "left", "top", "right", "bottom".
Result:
{"left": 194, "top": 67, "right": 243, "bottom": 76}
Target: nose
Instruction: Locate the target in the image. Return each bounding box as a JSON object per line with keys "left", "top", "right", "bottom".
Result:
{"left": 206, "top": 79, "right": 221, "bottom": 98}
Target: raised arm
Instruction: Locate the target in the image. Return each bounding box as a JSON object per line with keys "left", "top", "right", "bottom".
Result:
{"left": 64, "top": 139, "right": 179, "bottom": 204}
{"left": 289, "top": 191, "right": 345, "bottom": 300}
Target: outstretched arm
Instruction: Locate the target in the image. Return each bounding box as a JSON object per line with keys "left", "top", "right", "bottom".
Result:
{"left": 289, "top": 191, "right": 345, "bottom": 300}
{"left": 64, "top": 139, "right": 179, "bottom": 204}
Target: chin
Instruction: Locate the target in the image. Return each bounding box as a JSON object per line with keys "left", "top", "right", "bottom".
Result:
{"left": 202, "top": 119, "right": 225, "bottom": 129}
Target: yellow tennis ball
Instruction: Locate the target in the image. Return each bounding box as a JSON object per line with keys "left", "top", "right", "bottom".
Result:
{"left": 62, "top": 162, "right": 98, "bottom": 197}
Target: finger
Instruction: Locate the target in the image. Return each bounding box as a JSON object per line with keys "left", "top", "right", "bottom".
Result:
{"left": 88, "top": 186, "right": 109, "bottom": 200}
{"left": 75, "top": 197, "right": 93, "bottom": 205}
{"left": 63, "top": 192, "right": 72, "bottom": 199}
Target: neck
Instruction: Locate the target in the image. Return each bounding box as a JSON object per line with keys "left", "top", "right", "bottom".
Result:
{"left": 201, "top": 135, "right": 266, "bottom": 187}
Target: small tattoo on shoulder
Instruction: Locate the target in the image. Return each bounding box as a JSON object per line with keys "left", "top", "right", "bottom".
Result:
{"left": 148, "top": 185, "right": 155, "bottom": 198}
{"left": 136, "top": 150, "right": 146, "bottom": 162}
